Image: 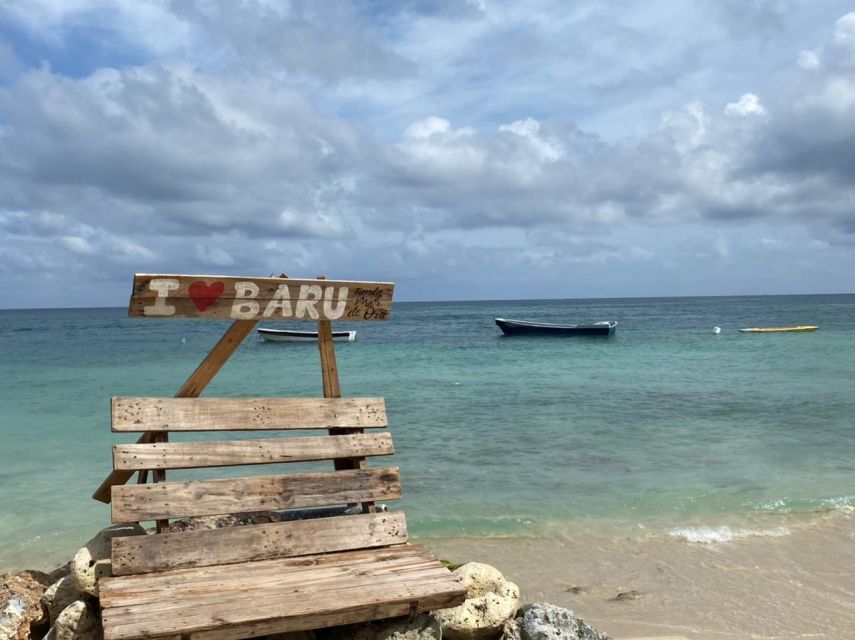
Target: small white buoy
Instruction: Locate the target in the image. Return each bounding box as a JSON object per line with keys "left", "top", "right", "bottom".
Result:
{"left": 712, "top": 326, "right": 721, "bottom": 335}
{"left": 181, "top": 337, "right": 187, "bottom": 344}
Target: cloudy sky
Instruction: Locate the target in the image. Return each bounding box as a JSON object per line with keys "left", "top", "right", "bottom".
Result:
{"left": 1, "top": 1, "right": 854, "bottom": 307}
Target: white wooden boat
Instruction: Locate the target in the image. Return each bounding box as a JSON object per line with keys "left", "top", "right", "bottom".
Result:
{"left": 258, "top": 328, "right": 356, "bottom": 343}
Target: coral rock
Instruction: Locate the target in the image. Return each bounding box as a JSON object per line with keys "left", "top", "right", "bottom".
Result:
{"left": 0, "top": 570, "right": 51, "bottom": 640}
{"left": 71, "top": 524, "right": 146, "bottom": 597}
{"left": 42, "top": 576, "right": 83, "bottom": 624}
{"left": 501, "top": 603, "right": 612, "bottom": 640}
{"left": 44, "top": 601, "right": 100, "bottom": 640}
{"left": 433, "top": 562, "right": 521, "bottom": 640}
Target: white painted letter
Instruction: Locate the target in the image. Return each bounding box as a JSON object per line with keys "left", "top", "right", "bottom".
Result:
{"left": 263, "top": 284, "right": 293, "bottom": 318}
{"left": 323, "top": 286, "right": 348, "bottom": 320}
{"left": 295, "top": 284, "right": 322, "bottom": 319}
{"left": 143, "top": 278, "right": 179, "bottom": 316}
{"left": 231, "top": 281, "right": 260, "bottom": 319}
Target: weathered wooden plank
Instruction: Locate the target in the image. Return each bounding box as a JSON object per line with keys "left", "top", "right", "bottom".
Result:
{"left": 105, "top": 544, "right": 429, "bottom": 595}
{"left": 129, "top": 274, "right": 394, "bottom": 321}
{"left": 100, "top": 546, "right": 464, "bottom": 640}
{"left": 111, "top": 467, "right": 401, "bottom": 522}
{"left": 110, "top": 512, "right": 408, "bottom": 576}
{"left": 113, "top": 433, "right": 395, "bottom": 471}
{"left": 104, "top": 567, "right": 456, "bottom": 620}
{"left": 102, "top": 558, "right": 461, "bottom": 638}
{"left": 104, "top": 544, "right": 436, "bottom": 604}
{"left": 103, "top": 576, "right": 463, "bottom": 640}
{"left": 189, "top": 596, "right": 462, "bottom": 640}
{"left": 111, "top": 397, "right": 388, "bottom": 432}
{"left": 92, "top": 319, "right": 258, "bottom": 504}
{"left": 101, "top": 548, "right": 454, "bottom": 625}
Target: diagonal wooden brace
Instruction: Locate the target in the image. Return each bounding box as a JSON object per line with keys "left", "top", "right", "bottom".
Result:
{"left": 92, "top": 318, "right": 258, "bottom": 503}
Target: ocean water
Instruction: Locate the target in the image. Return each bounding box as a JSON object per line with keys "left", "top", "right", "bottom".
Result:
{"left": 1, "top": 295, "right": 854, "bottom": 569}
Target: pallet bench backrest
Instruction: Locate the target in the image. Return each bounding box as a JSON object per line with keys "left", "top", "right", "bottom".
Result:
{"left": 108, "top": 396, "right": 408, "bottom": 576}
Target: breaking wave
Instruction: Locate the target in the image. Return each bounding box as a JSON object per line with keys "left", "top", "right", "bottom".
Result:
{"left": 668, "top": 525, "right": 790, "bottom": 543}
{"left": 746, "top": 495, "right": 855, "bottom": 514}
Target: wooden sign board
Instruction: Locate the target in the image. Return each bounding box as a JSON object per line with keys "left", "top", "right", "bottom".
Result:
{"left": 129, "top": 274, "right": 394, "bottom": 321}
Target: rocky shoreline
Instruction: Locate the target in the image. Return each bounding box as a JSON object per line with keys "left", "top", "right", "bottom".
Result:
{"left": 1, "top": 522, "right": 614, "bottom": 640}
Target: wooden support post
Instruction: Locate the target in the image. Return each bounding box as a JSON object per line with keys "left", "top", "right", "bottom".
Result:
{"left": 317, "top": 275, "right": 375, "bottom": 514}
{"left": 316, "top": 276, "right": 341, "bottom": 402}
{"left": 317, "top": 319, "right": 341, "bottom": 400}
{"left": 92, "top": 318, "right": 259, "bottom": 504}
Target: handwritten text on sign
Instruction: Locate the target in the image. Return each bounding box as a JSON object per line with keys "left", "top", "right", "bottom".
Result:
{"left": 129, "top": 274, "right": 394, "bottom": 321}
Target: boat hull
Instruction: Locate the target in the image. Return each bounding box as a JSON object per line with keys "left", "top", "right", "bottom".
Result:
{"left": 738, "top": 326, "right": 818, "bottom": 333}
{"left": 495, "top": 318, "right": 616, "bottom": 336}
{"left": 258, "top": 329, "right": 356, "bottom": 342}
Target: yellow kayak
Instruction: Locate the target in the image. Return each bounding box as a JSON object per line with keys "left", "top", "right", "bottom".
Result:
{"left": 739, "top": 326, "right": 818, "bottom": 333}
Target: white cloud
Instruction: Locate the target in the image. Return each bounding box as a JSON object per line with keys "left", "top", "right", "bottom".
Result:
{"left": 0, "top": 62, "right": 362, "bottom": 236}
{"left": 61, "top": 236, "right": 95, "bottom": 255}
{"left": 833, "top": 12, "right": 855, "bottom": 49}
{"left": 110, "top": 237, "right": 154, "bottom": 261}
{"left": 396, "top": 117, "right": 485, "bottom": 176}
{"left": 35, "top": 212, "right": 67, "bottom": 231}
{"left": 278, "top": 209, "right": 348, "bottom": 238}
{"left": 629, "top": 246, "right": 654, "bottom": 261}
{"left": 724, "top": 93, "right": 766, "bottom": 116}
{"left": 404, "top": 116, "right": 453, "bottom": 140}
{"left": 2, "top": 4, "right": 855, "bottom": 304}
{"left": 498, "top": 118, "right": 565, "bottom": 162}
{"left": 798, "top": 49, "right": 822, "bottom": 70}
{"left": 3, "top": 0, "right": 191, "bottom": 55}
{"left": 809, "top": 77, "right": 855, "bottom": 114}
{"left": 661, "top": 101, "right": 709, "bottom": 152}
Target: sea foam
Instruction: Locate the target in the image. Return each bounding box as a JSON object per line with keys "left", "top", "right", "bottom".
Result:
{"left": 748, "top": 495, "right": 855, "bottom": 514}
{"left": 668, "top": 525, "right": 790, "bottom": 543}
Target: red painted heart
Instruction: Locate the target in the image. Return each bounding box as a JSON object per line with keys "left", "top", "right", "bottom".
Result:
{"left": 188, "top": 281, "right": 224, "bottom": 312}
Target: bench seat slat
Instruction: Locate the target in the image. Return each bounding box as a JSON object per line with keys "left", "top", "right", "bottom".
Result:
{"left": 105, "top": 567, "right": 456, "bottom": 621}
{"left": 112, "top": 397, "right": 387, "bottom": 432}
{"left": 111, "top": 512, "right": 408, "bottom": 575}
{"left": 111, "top": 468, "right": 401, "bottom": 523}
{"left": 113, "top": 433, "right": 395, "bottom": 471}
{"left": 189, "top": 597, "right": 461, "bottom": 640}
{"left": 105, "top": 573, "right": 462, "bottom": 640}
{"left": 99, "top": 545, "right": 466, "bottom": 640}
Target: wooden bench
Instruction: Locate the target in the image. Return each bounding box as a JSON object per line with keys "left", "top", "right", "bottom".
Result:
{"left": 92, "top": 273, "right": 462, "bottom": 638}
{"left": 99, "top": 395, "right": 466, "bottom": 640}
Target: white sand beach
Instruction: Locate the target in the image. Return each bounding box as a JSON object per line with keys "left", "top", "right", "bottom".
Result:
{"left": 427, "top": 510, "right": 855, "bottom": 639}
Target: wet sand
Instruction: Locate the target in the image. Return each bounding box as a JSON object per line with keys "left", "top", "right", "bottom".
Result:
{"left": 423, "top": 511, "right": 855, "bottom": 639}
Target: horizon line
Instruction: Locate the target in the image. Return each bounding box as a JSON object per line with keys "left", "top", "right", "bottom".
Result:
{"left": 1, "top": 291, "right": 853, "bottom": 312}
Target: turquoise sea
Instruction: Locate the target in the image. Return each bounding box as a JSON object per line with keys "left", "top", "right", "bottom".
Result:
{"left": 1, "top": 295, "right": 854, "bottom": 569}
